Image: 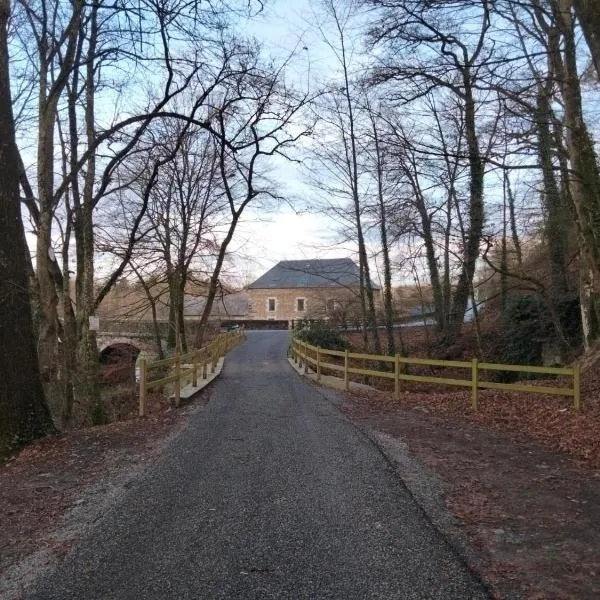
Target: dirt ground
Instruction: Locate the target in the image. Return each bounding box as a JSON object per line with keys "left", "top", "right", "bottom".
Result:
{"left": 0, "top": 392, "right": 206, "bottom": 598}
{"left": 338, "top": 325, "right": 600, "bottom": 598}
{"left": 341, "top": 387, "right": 600, "bottom": 600}
{"left": 2, "top": 347, "right": 600, "bottom": 599}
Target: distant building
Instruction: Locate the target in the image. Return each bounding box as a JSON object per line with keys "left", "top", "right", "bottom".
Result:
{"left": 184, "top": 293, "right": 249, "bottom": 321}
{"left": 246, "top": 258, "right": 379, "bottom": 327}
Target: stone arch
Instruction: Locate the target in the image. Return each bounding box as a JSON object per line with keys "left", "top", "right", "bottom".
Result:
{"left": 99, "top": 342, "right": 141, "bottom": 364}
{"left": 97, "top": 336, "right": 157, "bottom": 356}
{"left": 98, "top": 339, "right": 149, "bottom": 387}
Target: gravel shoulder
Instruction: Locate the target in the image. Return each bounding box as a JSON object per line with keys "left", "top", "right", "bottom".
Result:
{"left": 340, "top": 388, "right": 600, "bottom": 600}
{"left": 0, "top": 398, "right": 206, "bottom": 600}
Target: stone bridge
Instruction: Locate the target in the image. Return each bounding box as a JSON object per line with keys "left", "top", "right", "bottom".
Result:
{"left": 97, "top": 320, "right": 173, "bottom": 364}
{"left": 97, "top": 334, "right": 162, "bottom": 359}
{"left": 96, "top": 319, "right": 208, "bottom": 363}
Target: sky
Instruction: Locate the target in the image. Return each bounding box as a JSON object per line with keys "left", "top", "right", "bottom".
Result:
{"left": 15, "top": 0, "right": 370, "bottom": 288}
{"left": 228, "top": 0, "right": 357, "bottom": 284}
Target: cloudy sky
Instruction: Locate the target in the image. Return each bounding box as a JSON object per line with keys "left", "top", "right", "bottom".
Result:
{"left": 229, "top": 0, "right": 357, "bottom": 284}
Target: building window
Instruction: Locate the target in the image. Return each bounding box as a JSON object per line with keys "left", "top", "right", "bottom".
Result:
{"left": 268, "top": 298, "right": 276, "bottom": 312}
{"left": 326, "top": 299, "right": 335, "bottom": 312}
{"left": 296, "top": 298, "right": 306, "bottom": 312}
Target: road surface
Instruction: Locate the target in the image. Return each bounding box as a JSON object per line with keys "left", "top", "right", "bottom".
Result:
{"left": 27, "top": 331, "right": 488, "bottom": 599}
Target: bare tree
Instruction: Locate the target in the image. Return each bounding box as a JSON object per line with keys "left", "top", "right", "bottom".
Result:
{"left": 365, "top": 0, "right": 492, "bottom": 345}
{"left": 0, "top": 0, "right": 54, "bottom": 456}
{"left": 14, "top": 0, "right": 266, "bottom": 421}
{"left": 572, "top": 0, "right": 600, "bottom": 80}
{"left": 125, "top": 121, "right": 223, "bottom": 352}
{"left": 194, "top": 58, "right": 315, "bottom": 343}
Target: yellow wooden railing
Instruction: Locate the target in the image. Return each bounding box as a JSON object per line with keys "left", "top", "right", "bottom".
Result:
{"left": 291, "top": 338, "right": 581, "bottom": 411}
{"left": 138, "top": 329, "right": 246, "bottom": 416}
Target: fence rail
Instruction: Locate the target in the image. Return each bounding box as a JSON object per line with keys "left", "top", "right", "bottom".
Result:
{"left": 291, "top": 338, "right": 581, "bottom": 411}
{"left": 138, "top": 330, "right": 245, "bottom": 416}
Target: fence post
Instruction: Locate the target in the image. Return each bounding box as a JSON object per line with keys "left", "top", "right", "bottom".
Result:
{"left": 139, "top": 358, "right": 147, "bottom": 417}
{"left": 344, "top": 349, "right": 349, "bottom": 391}
{"left": 394, "top": 354, "right": 400, "bottom": 400}
{"left": 317, "top": 347, "right": 321, "bottom": 381}
{"left": 202, "top": 350, "right": 207, "bottom": 379}
{"left": 471, "top": 358, "right": 479, "bottom": 410}
{"left": 175, "top": 354, "right": 181, "bottom": 408}
{"left": 573, "top": 363, "right": 581, "bottom": 411}
{"left": 192, "top": 350, "right": 198, "bottom": 387}
{"left": 304, "top": 342, "right": 308, "bottom": 374}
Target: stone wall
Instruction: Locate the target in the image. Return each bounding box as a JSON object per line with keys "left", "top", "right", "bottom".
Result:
{"left": 246, "top": 287, "right": 366, "bottom": 325}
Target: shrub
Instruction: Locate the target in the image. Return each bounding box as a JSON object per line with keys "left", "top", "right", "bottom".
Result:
{"left": 482, "top": 294, "right": 552, "bottom": 381}
{"left": 294, "top": 322, "right": 351, "bottom": 351}
{"left": 91, "top": 400, "right": 107, "bottom": 426}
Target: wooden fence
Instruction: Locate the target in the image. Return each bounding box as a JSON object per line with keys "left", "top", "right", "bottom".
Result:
{"left": 291, "top": 338, "right": 581, "bottom": 411}
{"left": 138, "top": 330, "right": 245, "bottom": 416}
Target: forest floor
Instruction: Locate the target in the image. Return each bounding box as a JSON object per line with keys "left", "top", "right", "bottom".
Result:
{"left": 0, "top": 391, "right": 206, "bottom": 599}
{"left": 2, "top": 326, "right": 600, "bottom": 599}
{"left": 336, "top": 327, "right": 600, "bottom": 599}
{"left": 341, "top": 387, "right": 600, "bottom": 599}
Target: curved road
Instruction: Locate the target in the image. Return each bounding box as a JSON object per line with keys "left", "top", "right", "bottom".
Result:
{"left": 28, "top": 331, "right": 488, "bottom": 599}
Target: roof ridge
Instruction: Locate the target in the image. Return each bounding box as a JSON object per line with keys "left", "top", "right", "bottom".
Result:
{"left": 246, "top": 258, "right": 380, "bottom": 290}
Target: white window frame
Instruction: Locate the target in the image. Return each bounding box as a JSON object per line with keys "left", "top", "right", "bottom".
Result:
{"left": 296, "top": 297, "right": 306, "bottom": 313}
{"left": 267, "top": 297, "right": 276, "bottom": 312}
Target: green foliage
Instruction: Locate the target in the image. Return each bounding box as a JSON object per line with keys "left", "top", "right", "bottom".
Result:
{"left": 91, "top": 401, "right": 107, "bottom": 426}
{"left": 486, "top": 294, "right": 552, "bottom": 382}
{"left": 483, "top": 292, "right": 583, "bottom": 382}
{"left": 500, "top": 294, "right": 550, "bottom": 366}
{"left": 294, "top": 322, "right": 351, "bottom": 351}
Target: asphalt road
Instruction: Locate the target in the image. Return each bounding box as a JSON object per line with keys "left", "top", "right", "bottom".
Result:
{"left": 27, "top": 331, "right": 489, "bottom": 599}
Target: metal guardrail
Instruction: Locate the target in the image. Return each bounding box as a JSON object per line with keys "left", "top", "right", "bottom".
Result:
{"left": 291, "top": 338, "right": 581, "bottom": 411}
{"left": 138, "top": 330, "right": 246, "bottom": 416}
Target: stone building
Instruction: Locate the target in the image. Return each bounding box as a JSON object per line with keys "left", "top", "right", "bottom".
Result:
{"left": 246, "top": 258, "right": 379, "bottom": 327}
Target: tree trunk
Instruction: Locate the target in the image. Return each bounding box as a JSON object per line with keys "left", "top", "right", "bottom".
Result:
{"left": 535, "top": 88, "right": 569, "bottom": 304}
{"left": 0, "top": 0, "right": 55, "bottom": 456}
{"left": 505, "top": 173, "right": 522, "bottom": 269}
{"left": 73, "top": 3, "right": 100, "bottom": 415}
{"left": 34, "top": 1, "right": 82, "bottom": 416}
{"left": 60, "top": 217, "right": 76, "bottom": 427}
{"left": 178, "top": 274, "right": 187, "bottom": 352}
{"left": 133, "top": 267, "right": 165, "bottom": 360}
{"left": 573, "top": 0, "right": 600, "bottom": 80}
{"left": 551, "top": 0, "right": 600, "bottom": 347}
{"left": 446, "top": 71, "right": 485, "bottom": 345}
{"left": 335, "top": 14, "right": 380, "bottom": 355}
{"left": 167, "top": 270, "right": 187, "bottom": 352}
{"left": 196, "top": 212, "right": 241, "bottom": 347}
{"left": 167, "top": 272, "right": 177, "bottom": 350}
{"left": 415, "top": 191, "right": 446, "bottom": 339}
{"left": 369, "top": 113, "right": 395, "bottom": 355}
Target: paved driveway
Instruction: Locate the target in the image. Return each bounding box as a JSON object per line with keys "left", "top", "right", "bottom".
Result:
{"left": 27, "top": 331, "right": 488, "bottom": 599}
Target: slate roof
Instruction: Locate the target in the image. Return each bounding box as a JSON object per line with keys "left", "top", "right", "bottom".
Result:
{"left": 184, "top": 293, "right": 248, "bottom": 317}
{"left": 247, "top": 258, "right": 379, "bottom": 290}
